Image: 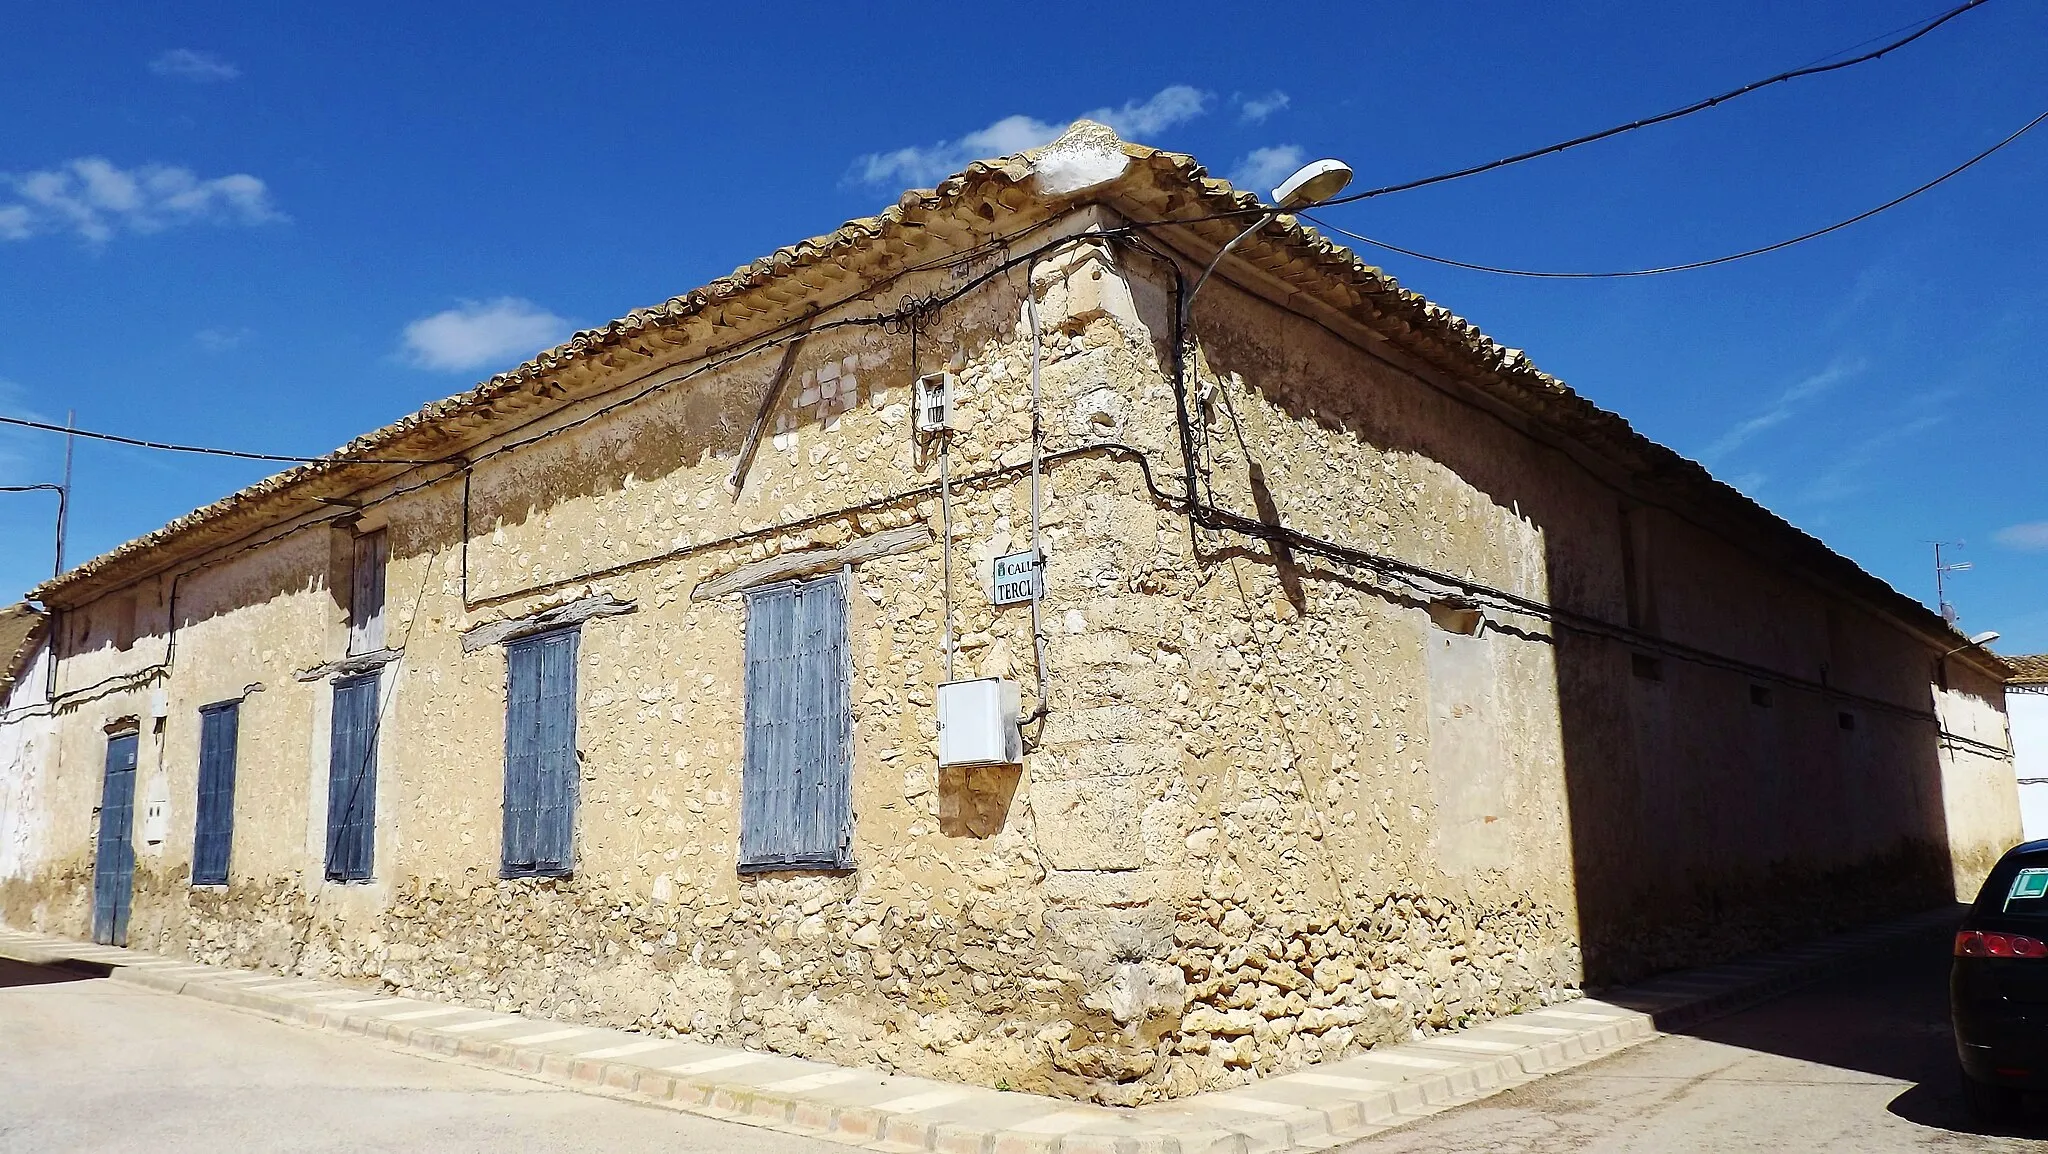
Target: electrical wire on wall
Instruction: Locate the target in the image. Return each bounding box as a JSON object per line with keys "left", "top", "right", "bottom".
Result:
{"left": 1021, "top": 261, "right": 1050, "bottom": 724}
{"left": 913, "top": 315, "right": 958, "bottom": 683}
{"left": 34, "top": 217, "right": 2012, "bottom": 750}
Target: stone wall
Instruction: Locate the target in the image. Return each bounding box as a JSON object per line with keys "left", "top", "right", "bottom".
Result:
{"left": 0, "top": 204, "right": 2017, "bottom": 1104}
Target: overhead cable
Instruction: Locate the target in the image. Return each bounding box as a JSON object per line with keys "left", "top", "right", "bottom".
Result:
{"left": 0, "top": 412, "right": 434, "bottom": 465}
{"left": 1152, "top": 0, "right": 2000, "bottom": 229}
{"left": 1304, "top": 108, "right": 2048, "bottom": 278}
{"left": 1310, "top": 0, "right": 1997, "bottom": 209}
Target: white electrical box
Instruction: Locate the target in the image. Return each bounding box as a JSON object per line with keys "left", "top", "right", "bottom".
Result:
{"left": 914, "top": 371, "right": 955, "bottom": 434}
{"left": 937, "top": 678, "right": 1021, "bottom": 767}
{"left": 142, "top": 779, "right": 170, "bottom": 846}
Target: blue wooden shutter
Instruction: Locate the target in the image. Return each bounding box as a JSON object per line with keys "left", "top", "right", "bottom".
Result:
{"left": 348, "top": 530, "right": 388, "bottom": 655}
{"left": 326, "top": 673, "right": 380, "bottom": 881}
{"left": 739, "top": 572, "right": 850, "bottom": 871}
{"left": 192, "top": 701, "right": 240, "bottom": 885}
{"left": 503, "top": 628, "right": 577, "bottom": 877}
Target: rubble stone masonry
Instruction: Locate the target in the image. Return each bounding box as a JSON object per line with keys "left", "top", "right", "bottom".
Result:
{"left": 0, "top": 176, "right": 2018, "bottom": 1105}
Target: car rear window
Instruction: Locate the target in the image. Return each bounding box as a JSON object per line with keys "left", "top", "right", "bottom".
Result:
{"left": 1978, "top": 851, "right": 2048, "bottom": 920}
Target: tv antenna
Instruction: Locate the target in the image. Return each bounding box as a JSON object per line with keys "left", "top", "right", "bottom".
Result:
{"left": 1933, "top": 540, "right": 1972, "bottom": 626}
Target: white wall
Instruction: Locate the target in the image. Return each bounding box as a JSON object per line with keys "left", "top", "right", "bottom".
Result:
{"left": 0, "top": 640, "right": 54, "bottom": 882}
{"left": 2013, "top": 689, "right": 2048, "bottom": 841}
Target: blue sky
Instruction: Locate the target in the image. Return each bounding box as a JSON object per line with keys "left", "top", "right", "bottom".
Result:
{"left": 2, "top": 1, "right": 2044, "bottom": 651}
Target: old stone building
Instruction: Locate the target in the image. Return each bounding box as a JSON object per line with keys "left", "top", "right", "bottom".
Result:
{"left": 0, "top": 123, "right": 2022, "bottom": 1104}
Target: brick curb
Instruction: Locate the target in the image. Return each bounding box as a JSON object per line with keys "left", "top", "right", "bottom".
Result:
{"left": 0, "top": 905, "right": 1960, "bottom": 1154}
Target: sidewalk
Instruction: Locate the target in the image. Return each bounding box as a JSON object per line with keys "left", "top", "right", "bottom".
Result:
{"left": 0, "top": 907, "right": 1958, "bottom": 1154}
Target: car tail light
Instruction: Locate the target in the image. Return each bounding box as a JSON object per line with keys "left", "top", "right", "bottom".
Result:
{"left": 1955, "top": 930, "right": 2048, "bottom": 958}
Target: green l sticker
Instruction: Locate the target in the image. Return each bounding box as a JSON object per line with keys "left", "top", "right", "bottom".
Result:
{"left": 2010, "top": 868, "right": 2048, "bottom": 902}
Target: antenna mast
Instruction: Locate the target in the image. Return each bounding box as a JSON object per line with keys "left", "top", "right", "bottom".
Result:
{"left": 1933, "top": 540, "right": 1972, "bottom": 626}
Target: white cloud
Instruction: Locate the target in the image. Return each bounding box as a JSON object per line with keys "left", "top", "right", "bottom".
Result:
{"left": 1702, "top": 356, "right": 1865, "bottom": 464}
{"left": 1798, "top": 413, "right": 1943, "bottom": 505}
{"left": 150, "top": 49, "right": 239, "bottom": 82}
{"left": 1237, "top": 90, "right": 1290, "bottom": 124}
{"left": 195, "top": 326, "right": 253, "bottom": 352}
{"left": 1994, "top": 521, "right": 2048, "bottom": 552}
{"left": 0, "top": 379, "right": 46, "bottom": 485}
{"left": 402, "top": 298, "right": 570, "bottom": 373}
{"left": 1230, "top": 146, "right": 1304, "bottom": 195}
{"left": 0, "top": 157, "right": 283, "bottom": 243}
{"left": 854, "top": 85, "right": 1211, "bottom": 186}
{"left": 1086, "top": 85, "right": 1209, "bottom": 136}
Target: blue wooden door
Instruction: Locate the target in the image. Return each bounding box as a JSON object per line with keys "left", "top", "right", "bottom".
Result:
{"left": 92, "top": 732, "right": 139, "bottom": 945}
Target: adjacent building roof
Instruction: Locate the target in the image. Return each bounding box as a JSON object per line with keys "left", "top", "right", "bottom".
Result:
{"left": 2009, "top": 654, "right": 2048, "bottom": 686}
{"left": 21, "top": 122, "right": 2005, "bottom": 673}
{"left": 0, "top": 602, "right": 46, "bottom": 699}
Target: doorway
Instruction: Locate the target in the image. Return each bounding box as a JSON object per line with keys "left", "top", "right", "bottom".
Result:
{"left": 92, "top": 731, "right": 138, "bottom": 946}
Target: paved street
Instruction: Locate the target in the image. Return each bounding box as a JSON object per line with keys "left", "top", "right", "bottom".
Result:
{"left": 1340, "top": 923, "right": 2046, "bottom": 1152}
{"left": 0, "top": 958, "right": 839, "bottom": 1154}
{"left": 3, "top": 921, "right": 2043, "bottom": 1153}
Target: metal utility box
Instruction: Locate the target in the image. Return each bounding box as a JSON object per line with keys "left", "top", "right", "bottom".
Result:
{"left": 914, "top": 371, "right": 955, "bottom": 434}
{"left": 936, "top": 678, "right": 1021, "bottom": 767}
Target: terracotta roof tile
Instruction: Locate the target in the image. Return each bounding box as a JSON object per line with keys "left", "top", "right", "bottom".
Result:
{"left": 2008, "top": 654, "right": 2048, "bottom": 685}
{"left": 0, "top": 602, "right": 45, "bottom": 697}
{"left": 18, "top": 123, "right": 2004, "bottom": 671}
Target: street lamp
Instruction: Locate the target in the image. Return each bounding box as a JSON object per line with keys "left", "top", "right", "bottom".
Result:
{"left": 1182, "top": 158, "right": 1355, "bottom": 325}
{"left": 1935, "top": 630, "right": 2000, "bottom": 690}
{"left": 1939, "top": 630, "right": 2000, "bottom": 660}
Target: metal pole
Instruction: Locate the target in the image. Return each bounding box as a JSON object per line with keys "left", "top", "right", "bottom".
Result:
{"left": 54, "top": 409, "right": 73, "bottom": 577}
{"left": 1933, "top": 541, "right": 1946, "bottom": 616}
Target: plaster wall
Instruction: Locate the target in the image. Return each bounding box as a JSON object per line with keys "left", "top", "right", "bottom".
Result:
{"left": 0, "top": 640, "right": 54, "bottom": 881}
{"left": 1935, "top": 671, "right": 2026, "bottom": 893}
{"left": 2013, "top": 690, "right": 2048, "bottom": 841}
{"left": 1180, "top": 251, "right": 2015, "bottom": 982}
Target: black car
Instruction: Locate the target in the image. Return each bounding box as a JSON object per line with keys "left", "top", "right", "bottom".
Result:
{"left": 1953, "top": 838, "right": 2048, "bottom": 1119}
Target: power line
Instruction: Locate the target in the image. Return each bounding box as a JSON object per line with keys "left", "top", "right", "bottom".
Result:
{"left": 0, "top": 412, "right": 433, "bottom": 465}
{"left": 1791, "top": 2, "right": 1973, "bottom": 69}
{"left": 1310, "top": 0, "right": 1998, "bottom": 209}
{"left": 0, "top": 7, "right": 2003, "bottom": 469}
{"left": 1304, "top": 108, "right": 2048, "bottom": 279}
{"left": 1151, "top": 0, "right": 1999, "bottom": 231}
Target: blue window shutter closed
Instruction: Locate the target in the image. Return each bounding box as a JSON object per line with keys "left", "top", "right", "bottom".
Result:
{"left": 503, "top": 628, "right": 577, "bottom": 877}
{"left": 740, "top": 572, "right": 850, "bottom": 871}
{"left": 192, "top": 702, "right": 239, "bottom": 885}
{"left": 326, "top": 673, "right": 380, "bottom": 881}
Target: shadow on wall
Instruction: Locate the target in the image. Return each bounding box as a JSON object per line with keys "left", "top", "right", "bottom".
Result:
{"left": 1185, "top": 264, "right": 1966, "bottom": 993}
{"left": 1553, "top": 620, "right": 1957, "bottom": 987}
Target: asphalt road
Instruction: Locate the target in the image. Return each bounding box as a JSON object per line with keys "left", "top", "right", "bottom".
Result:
{"left": 1340, "top": 922, "right": 2048, "bottom": 1152}
{"left": 0, "top": 957, "right": 841, "bottom": 1154}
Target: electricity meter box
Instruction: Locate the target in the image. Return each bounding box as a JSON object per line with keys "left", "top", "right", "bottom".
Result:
{"left": 936, "top": 677, "right": 1022, "bottom": 767}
